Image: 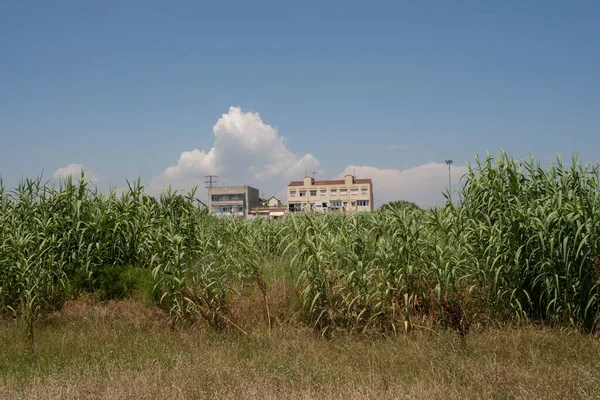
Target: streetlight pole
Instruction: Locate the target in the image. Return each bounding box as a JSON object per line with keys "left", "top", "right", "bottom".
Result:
{"left": 445, "top": 159, "right": 453, "bottom": 195}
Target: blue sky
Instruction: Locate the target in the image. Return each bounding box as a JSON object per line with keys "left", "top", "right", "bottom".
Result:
{"left": 1, "top": 1, "right": 599, "bottom": 206}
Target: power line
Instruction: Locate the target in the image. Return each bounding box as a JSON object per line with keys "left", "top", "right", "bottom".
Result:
{"left": 204, "top": 175, "right": 218, "bottom": 191}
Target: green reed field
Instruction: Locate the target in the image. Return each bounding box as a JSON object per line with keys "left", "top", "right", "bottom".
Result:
{"left": 1, "top": 150, "right": 600, "bottom": 398}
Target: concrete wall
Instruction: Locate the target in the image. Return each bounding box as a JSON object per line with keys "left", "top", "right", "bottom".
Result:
{"left": 210, "top": 186, "right": 249, "bottom": 196}
{"left": 246, "top": 186, "right": 260, "bottom": 213}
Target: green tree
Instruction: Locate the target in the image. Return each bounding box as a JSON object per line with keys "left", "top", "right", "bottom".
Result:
{"left": 378, "top": 200, "right": 421, "bottom": 212}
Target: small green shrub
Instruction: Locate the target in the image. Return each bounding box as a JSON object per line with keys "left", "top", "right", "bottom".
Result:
{"left": 71, "top": 265, "right": 155, "bottom": 301}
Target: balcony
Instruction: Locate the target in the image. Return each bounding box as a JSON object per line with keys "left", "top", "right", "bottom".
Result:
{"left": 210, "top": 199, "right": 244, "bottom": 206}
{"left": 212, "top": 210, "right": 246, "bottom": 217}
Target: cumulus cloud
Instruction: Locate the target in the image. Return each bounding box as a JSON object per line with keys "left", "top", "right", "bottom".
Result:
{"left": 336, "top": 163, "right": 469, "bottom": 208}
{"left": 146, "top": 106, "right": 467, "bottom": 207}
{"left": 149, "top": 106, "right": 320, "bottom": 194}
{"left": 53, "top": 163, "right": 101, "bottom": 183}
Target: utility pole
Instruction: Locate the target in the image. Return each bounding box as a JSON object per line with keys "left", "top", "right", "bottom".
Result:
{"left": 204, "top": 175, "right": 218, "bottom": 192}
{"left": 445, "top": 160, "right": 453, "bottom": 195}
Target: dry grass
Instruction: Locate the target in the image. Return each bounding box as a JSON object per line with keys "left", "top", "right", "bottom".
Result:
{"left": 1, "top": 299, "right": 599, "bottom": 400}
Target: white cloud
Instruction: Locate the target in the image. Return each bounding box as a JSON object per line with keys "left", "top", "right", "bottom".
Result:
{"left": 53, "top": 163, "right": 101, "bottom": 183}
{"left": 336, "top": 163, "right": 469, "bottom": 208}
{"left": 146, "top": 106, "right": 466, "bottom": 207}
{"left": 149, "top": 106, "right": 320, "bottom": 195}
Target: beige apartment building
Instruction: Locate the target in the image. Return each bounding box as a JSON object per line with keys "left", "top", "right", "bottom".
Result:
{"left": 287, "top": 175, "right": 374, "bottom": 213}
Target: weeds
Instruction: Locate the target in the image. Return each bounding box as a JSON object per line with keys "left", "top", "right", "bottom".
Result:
{"left": 1, "top": 151, "right": 599, "bottom": 340}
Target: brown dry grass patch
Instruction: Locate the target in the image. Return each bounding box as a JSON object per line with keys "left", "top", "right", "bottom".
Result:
{"left": 1, "top": 299, "right": 599, "bottom": 399}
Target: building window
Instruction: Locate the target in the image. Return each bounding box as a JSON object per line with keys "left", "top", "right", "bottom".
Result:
{"left": 330, "top": 200, "right": 342, "bottom": 207}
{"left": 357, "top": 200, "right": 369, "bottom": 207}
{"left": 361, "top": 188, "right": 368, "bottom": 195}
{"left": 310, "top": 190, "right": 317, "bottom": 196}
{"left": 351, "top": 189, "right": 358, "bottom": 196}
{"left": 320, "top": 189, "right": 327, "bottom": 197}
{"left": 290, "top": 191, "right": 296, "bottom": 198}
{"left": 299, "top": 191, "right": 306, "bottom": 197}
{"left": 340, "top": 189, "right": 348, "bottom": 196}
{"left": 351, "top": 201, "right": 356, "bottom": 206}
{"left": 330, "top": 189, "right": 337, "bottom": 196}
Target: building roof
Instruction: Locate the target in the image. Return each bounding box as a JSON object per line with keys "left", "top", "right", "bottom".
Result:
{"left": 287, "top": 178, "right": 372, "bottom": 187}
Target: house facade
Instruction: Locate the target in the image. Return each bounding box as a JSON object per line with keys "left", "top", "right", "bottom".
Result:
{"left": 286, "top": 175, "right": 373, "bottom": 213}
{"left": 248, "top": 196, "right": 287, "bottom": 220}
{"left": 208, "top": 186, "right": 260, "bottom": 217}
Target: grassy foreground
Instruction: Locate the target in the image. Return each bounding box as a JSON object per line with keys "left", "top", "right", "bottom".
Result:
{"left": 1, "top": 299, "right": 599, "bottom": 400}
